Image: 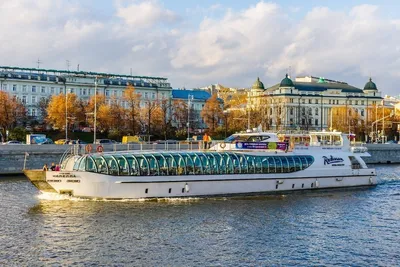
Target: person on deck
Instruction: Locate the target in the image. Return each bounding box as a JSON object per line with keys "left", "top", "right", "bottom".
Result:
{"left": 50, "top": 162, "right": 56, "bottom": 171}
{"left": 42, "top": 164, "right": 48, "bottom": 171}
{"left": 203, "top": 133, "right": 209, "bottom": 149}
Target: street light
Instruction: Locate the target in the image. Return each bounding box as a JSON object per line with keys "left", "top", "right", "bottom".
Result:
{"left": 187, "top": 94, "right": 193, "bottom": 140}
{"left": 223, "top": 110, "right": 229, "bottom": 138}
{"left": 93, "top": 77, "right": 98, "bottom": 144}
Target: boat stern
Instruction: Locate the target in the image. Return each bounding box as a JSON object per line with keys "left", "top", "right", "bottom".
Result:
{"left": 23, "top": 170, "right": 57, "bottom": 193}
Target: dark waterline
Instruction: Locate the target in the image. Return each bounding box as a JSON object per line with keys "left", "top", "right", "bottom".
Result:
{"left": 1, "top": 165, "right": 400, "bottom": 266}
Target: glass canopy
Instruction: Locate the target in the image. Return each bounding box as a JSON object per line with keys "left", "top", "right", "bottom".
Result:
{"left": 73, "top": 151, "right": 314, "bottom": 176}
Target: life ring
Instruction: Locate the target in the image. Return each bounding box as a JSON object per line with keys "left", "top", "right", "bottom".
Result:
{"left": 85, "top": 144, "right": 93, "bottom": 153}
{"left": 219, "top": 142, "right": 226, "bottom": 149}
{"left": 96, "top": 145, "right": 104, "bottom": 153}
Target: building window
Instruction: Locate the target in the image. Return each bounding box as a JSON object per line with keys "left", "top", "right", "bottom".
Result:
{"left": 290, "top": 118, "right": 293, "bottom": 125}
{"left": 308, "top": 99, "right": 312, "bottom": 104}
{"left": 315, "top": 99, "right": 319, "bottom": 104}
{"left": 2, "top": 84, "right": 7, "bottom": 91}
{"left": 355, "top": 100, "right": 358, "bottom": 105}
{"left": 32, "top": 109, "right": 36, "bottom": 117}
{"left": 41, "top": 86, "right": 46, "bottom": 93}
{"left": 32, "top": 96, "right": 36, "bottom": 104}
{"left": 144, "top": 92, "right": 148, "bottom": 99}
{"left": 22, "top": 95, "right": 27, "bottom": 104}
{"left": 329, "top": 99, "right": 331, "bottom": 104}
{"left": 83, "top": 88, "right": 87, "bottom": 95}
{"left": 50, "top": 87, "right": 55, "bottom": 94}
{"left": 113, "top": 90, "right": 117, "bottom": 96}
{"left": 152, "top": 92, "right": 156, "bottom": 99}
{"left": 349, "top": 100, "right": 352, "bottom": 105}
{"left": 105, "top": 90, "right": 110, "bottom": 97}
{"left": 301, "top": 107, "right": 305, "bottom": 115}
{"left": 161, "top": 92, "right": 165, "bottom": 99}
{"left": 315, "top": 119, "right": 319, "bottom": 126}
{"left": 12, "top": 84, "right": 17, "bottom": 92}
{"left": 23, "top": 85, "right": 27, "bottom": 92}
{"left": 290, "top": 98, "right": 294, "bottom": 103}
{"left": 70, "top": 88, "right": 75, "bottom": 94}
{"left": 290, "top": 107, "right": 293, "bottom": 115}
{"left": 302, "top": 99, "right": 305, "bottom": 104}
{"left": 302, "top": 118, "right": 305, "bottom": 125}
{"left": 309, "top": 118, "right": 312, "bottom": 125}
{"left": 32, "top": 85, "right": 36, "bottom": 93}
{"left": 361, "top": 100, "right": 364, "bottom": 105}
{"left": 361, "top": 110, "right": 365, "bottom": 116}
{"left": 336, "top": 100, "right": 339, "bottom": 104}
{"left": 315, "top": 108, "right": 319, "bottom": 115}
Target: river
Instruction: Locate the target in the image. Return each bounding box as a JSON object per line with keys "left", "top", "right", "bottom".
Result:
{"left": 1, "top": 165, "right": 399, "bottom": 266}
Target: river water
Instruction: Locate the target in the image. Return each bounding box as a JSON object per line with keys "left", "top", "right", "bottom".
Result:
{"left": 1, "top": 165, "right": 399, "bottom": 266}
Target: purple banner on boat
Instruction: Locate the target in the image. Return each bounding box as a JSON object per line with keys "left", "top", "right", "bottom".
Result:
{"left": 235, "top": 142, "right": 288, "bottom": 150}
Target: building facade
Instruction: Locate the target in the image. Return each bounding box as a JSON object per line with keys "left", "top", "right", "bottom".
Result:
{"left": 0, "top": 66, "right": 172, "bottom": 121}
{"left": 248, "top": 75, "right": 384, "bottom": 140}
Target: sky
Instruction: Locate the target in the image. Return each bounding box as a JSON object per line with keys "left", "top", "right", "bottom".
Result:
{"left": 1, "top": 0, "right": 400, "bottom": 95}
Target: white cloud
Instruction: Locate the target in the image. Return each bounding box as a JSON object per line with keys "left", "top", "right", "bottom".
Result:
{"left": 116, "top": 0, "right": 178, "bottom": 28}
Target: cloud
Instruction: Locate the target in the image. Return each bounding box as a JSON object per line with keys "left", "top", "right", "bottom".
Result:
{"left": 0, "top": 1, "right": 399, "bottom": 95}
{"left": 116, "top": 0, "right": 179, "bottom": 28}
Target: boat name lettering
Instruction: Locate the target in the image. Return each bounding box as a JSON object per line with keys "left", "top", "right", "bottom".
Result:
{"left": 322, "top": 147, "right": 342, "bottom": 150}
{"left": 47, "top": 179, "right": 61, "bottom": 182}
{"left": 323, "top": 155, "right": 344, "bottom": 165}
{"left": 332, "top": 163, "right": 345, "bottom": 166}
{"left": 53, "top": 174, "right": 77, "bottom": 178}
{"left": 66, "top": 179, "right": 80, "bottom": 183}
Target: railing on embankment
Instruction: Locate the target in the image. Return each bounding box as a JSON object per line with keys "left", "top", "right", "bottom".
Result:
{"left": 0, "top": 142, "right": 205, "bottom": 175}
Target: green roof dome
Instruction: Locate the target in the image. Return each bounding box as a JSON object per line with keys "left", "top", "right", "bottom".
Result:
{"left": 364, "top": 78, "right": 377, "bottom": 91}
{"left": 252, "top": 77, "right": 265, "bottom": 90}
{"left": 280, "top": 74, "right": 294, "bottom": 87}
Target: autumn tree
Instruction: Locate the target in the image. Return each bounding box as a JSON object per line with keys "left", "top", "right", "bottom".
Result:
{"left": 46, "top": 93, "right": 83, "bottom": 131}
{"left": 0, "top": 92, "right": 26, "bottom": 140}
{"left": 85, "top": 94, "right": 106, "bottom": 131}
{"left": 155, "top": 98, "right": 173, "bottom": 139}
{"left": 201, "top": 93, "right": 223, "bottom": 134}
{"left": 123, "top": 84, "right": 141, "bottom": 134}
{"left": 140, "top": 101, "right": 158, "bottom": 140}
{"left": 172, "top": 99, "right": 188, "bottom": 129}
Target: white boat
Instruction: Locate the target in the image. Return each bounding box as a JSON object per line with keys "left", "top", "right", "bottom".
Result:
{"left": 24, "top": 131, "right": 377, "bottom": 199}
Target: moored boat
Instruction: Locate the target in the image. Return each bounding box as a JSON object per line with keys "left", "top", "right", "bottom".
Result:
{"left": 24, "top": 131, "right": 376, "bottom": 199}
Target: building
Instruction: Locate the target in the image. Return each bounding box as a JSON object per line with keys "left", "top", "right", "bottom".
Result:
{"left": 171, "top": 89, "right": 213, "bottom": 133}
{"left": 247, "top": 74, "right": 384, "bottom": 140}
{"left": 0, "top": 66, "right": 172, "bottom": 121}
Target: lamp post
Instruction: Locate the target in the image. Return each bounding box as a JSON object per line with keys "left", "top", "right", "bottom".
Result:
{"left": 320, "top": 93, "right": 323, "bottom": 131}
{"left": 64, "top": 81, "right": 68, "bottom": 141}
{"left": 187, "top": 94, "right": 193, "bottom": 140}
{"left": 93, "top": 77, "right": 98, "bottom": 144}
{"left": 223, "top": 110, "right": 229, "bottom": 138}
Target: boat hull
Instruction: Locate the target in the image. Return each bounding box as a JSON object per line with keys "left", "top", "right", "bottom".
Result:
{"left": 24, "top": 169, "right": 377, "bottom": 199}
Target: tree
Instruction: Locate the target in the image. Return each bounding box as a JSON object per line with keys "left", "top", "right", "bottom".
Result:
{"left": 36, "top": 97, "right": 50, "bottom": 123}
{"left": 85, "top": 94, "right": 106, "bottom": 131}
{"left": 201, "top": 93, "right": 223, "bottom": 134}
{"left": 140, "top": 101, "right": 158, "bottom": 140}
{"left": 0, "top": 92, "right": 26, "bottom": 140}
{"left": 123, "top": 84, "right": 141, "bottom": 134}
{"left": 46, "top": 93, "right": 83, "bottom": 130}
{"left": 154, "top": 98, "right": 172, "bottom": 139}
{"left": 172, "top": 99, "right": 188, "bottom": 129}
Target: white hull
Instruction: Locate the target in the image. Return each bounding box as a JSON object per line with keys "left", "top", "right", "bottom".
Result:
{"left": 43, "top": 169, "right": 376, "bottom": 199}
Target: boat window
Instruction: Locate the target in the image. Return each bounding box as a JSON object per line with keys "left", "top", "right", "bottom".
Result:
{"left": 73, "top": 157, "right": 83, "bottom": 171}
{"left": 146, "top": 155, "right": 159, "bottom": 176}
{"left": 154, "top": 154, "right": 168, "bottom": 175}
{"left": 246, "top": 156, "right": 256, "bottom": 174}
{"left": 192, "top": 154, "right": 203, "bottom": 174}
{"left": 206, "top": 153, "right": 219, "bottom": 174}
{"left": 93, "top": 156, "right": 108, "bottom": 174}
{"left": 294, "top": 157, "right": 302, "bottom": 171}
{"left": 113, "top": 155, "right": 129, "bottom": 176}
{"left": 224, "top": 134, "right": 249, "bottom": 143}
{"left": 268, "top": 157, "right": 276, "bottom": 173}
{"left": 255, "top": 156, "right": 263, "bottom": 173}
{"left": 237, "top": 154, "right": 248, "bottom": 174}
{"left": 123, "top": 154, "right": 139, "bottom": 176}
{"left": 275, "top": 157, "right": 283, "bottom": 173}
{"left": 218, "top": 153, "right": 227, "bottom": 174}
{"left": 166, "top": 154, "right": 177, "bottom": 175}
{"left": 78, "top": 156, "right": 86, "bottom": 171}
{"left": 136, "top": 155, "right": 149, "bottom": 175}
{"left": 300, "top": 157, "right": 308, "bottom": 170}
{"left": 223, "top": 153, "right": 234, "bottom": 174}
{"left": 286, "top": 157, "right": 295, "bottom": 172}
{"left": 86, "top": 156, "right": 97, "bottom": 172}
{"left": 229, "top": 153, "right": 241, "bottom": 174}
{"left": 182, "top": 154, "right": 194, "bottom": 175}
{"left": 103, "top": 155, "right": 119, "bottom": 175}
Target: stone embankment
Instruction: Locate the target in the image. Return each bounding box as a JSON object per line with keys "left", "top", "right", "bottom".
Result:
{"left": 0, "top": 143, "right": 398, "bottom": 175}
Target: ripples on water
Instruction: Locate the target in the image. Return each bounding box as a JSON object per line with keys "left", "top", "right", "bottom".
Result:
{"left": 1, "top": 165, "right": 400, "bottom": 266}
